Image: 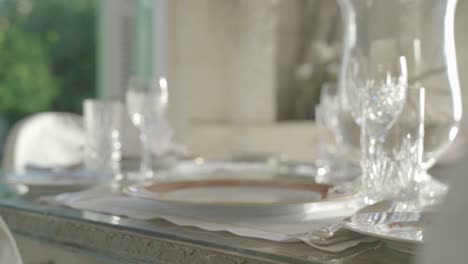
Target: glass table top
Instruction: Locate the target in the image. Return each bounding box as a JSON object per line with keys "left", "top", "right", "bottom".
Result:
{"left": 0, "top": 195, "right": 415, "bottom": 264}
{"left": 5, "top": 157, "right": 460, "bottom": 263}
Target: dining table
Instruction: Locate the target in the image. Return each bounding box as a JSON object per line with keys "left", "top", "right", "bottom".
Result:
{"left": 0, "top": 155, "right": 461, "bottom": 264}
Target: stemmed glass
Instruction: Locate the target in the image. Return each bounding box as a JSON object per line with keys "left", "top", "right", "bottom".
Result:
{"left": 389, "top": 87, "right": 426, "bottom": 209}
{"left": 336, "top": 0, "right": 461, "bottom": 207}
{"left": 345, "top": 55, "right": 409, "bottom": 204}
{"left": 347, "top": 56, "right": 408, "bottom": 147}
{"left": 338, "top": 0, "right": 462, "bottom": 170}
{"left": 126, "top": 77, "right": 169, "bottom": 179}
{"left": 364, "top": 86, "right": 425, "bottom": 207}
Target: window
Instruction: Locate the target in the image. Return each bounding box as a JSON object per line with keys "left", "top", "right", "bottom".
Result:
{"left": 0, "top": 0, "right": 97, "bottom": 160}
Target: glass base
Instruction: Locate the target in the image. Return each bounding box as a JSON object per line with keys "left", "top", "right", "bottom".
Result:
{"left": 415, "top": 171, "right": 448, "bottom": 208}
{"left": 356, "top": 170, "right": 448, "bottom": 211}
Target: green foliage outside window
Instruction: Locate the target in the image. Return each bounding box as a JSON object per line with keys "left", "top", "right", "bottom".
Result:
{"left": 0, "top": 26, "right": 57, "bottom": 120}
{"left": 0, "top": 0, "right": 96, "bottom": 124}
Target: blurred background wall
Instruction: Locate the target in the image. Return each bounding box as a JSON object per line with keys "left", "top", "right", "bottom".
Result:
{"left": 164, "top": 0, "right": 468, "bottom": 160}
{"left": 0, "top": 0, "right": 467, "bottom": 162}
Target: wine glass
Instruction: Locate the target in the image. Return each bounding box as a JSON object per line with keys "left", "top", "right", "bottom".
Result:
{"left": 357, "top": 56, "right": 409, "bottom": 204}
{"left": 360, "top": 56, "right": 408, "bottom": 150}
{"left": 363, "top": 87, "right": 425, "bottom": 206}
{"left": 338, "top": 0, "right": 462, "bottom": 170}
{"left": 126, "top": 77, "right": 169, "bottom": 179}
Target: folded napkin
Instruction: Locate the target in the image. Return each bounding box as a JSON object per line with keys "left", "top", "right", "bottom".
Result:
{"left": 40, "top": 187, "right": 378, "bottom": 252}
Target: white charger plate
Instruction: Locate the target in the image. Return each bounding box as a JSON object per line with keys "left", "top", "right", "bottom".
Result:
{"left": 343, "top": 212, "right": 428, "bottom": 254}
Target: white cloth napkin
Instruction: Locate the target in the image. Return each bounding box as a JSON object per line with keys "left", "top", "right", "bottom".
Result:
{"left": 40, "top": 187, "right": 376, "bottom": 252}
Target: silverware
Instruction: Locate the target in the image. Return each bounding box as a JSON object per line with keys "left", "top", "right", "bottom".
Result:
{"left": 299, "top": 200, "right": 395, "bottom": 246}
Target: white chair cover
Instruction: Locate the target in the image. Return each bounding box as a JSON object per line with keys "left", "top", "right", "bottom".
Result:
{"left": 2, "top": 112, "right": 84, "bottom": 173}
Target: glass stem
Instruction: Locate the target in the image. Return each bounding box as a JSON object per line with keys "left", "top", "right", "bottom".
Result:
{"left": 111, "top": 131, "right": 123, "bottom": 180}
{"left": 360, "top": 116, "right": 369, "bottom": 195}
{"left": 360, "top": 115, "right": 387, "bottom": 205}
{"left": 140, "top": 127, "right": 154, "bottom": 179}
{"left": 360, "top": 116, "right": 383, "bottom": 204}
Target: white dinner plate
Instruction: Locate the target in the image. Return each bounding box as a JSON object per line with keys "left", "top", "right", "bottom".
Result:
{"left": 343, "top": 212, "right": 428, "bottom": 254}
{"left": 153, "top": 160, "right": 319, "bottom": 181}
{"left": 124, "top": 178, "right": 354, "bottom": 218}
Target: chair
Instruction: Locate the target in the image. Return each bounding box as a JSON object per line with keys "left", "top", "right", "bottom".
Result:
{"left": 2, "top": 112, "right": 84, "bottom": 173}
{"left": 0, "top": 216, "right": 23, "bottom": 264}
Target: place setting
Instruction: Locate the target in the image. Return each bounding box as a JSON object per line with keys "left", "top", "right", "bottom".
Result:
{"left": 1, "top": 0, "right": 465, "bottom": 260}
{"left": 28, "top": 67, "right": 442, "bottom": 255}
